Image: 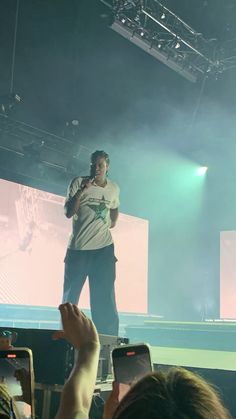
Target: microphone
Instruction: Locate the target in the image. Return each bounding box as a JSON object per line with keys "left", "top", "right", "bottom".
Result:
{"left": 80, "top": 167, "right": 96, "bottom": 192}
{"left": 80, "top": 177, "right": 91, "bottom": 192}
{"left": 90, "top": 163, "right": 97, "bottom": 180}
{"left": 76, "top": 164, "right": 96, "bottom": 196}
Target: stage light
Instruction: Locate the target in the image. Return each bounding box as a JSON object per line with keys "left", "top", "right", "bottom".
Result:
{"left": 197, "top": 166, "right": 208, "bottom": 176}
{"left": 0, "top": 93, "right": 21, "bottom": 114}
{"left": 71, "top": 119, "right": 79, "bottom": 126}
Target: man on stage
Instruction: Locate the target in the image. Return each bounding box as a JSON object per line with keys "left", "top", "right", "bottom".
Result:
{"left": 62, "top": 150, "right": 120, "bottom": 336}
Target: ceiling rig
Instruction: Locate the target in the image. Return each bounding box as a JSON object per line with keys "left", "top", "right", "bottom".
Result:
{"left": 101, "top": 0, "right": 236, "bottom": 82}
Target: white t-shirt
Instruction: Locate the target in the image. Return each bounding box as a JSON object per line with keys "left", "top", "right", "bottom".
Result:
{"left": 66, "top": 177, "right": 120, "bottom": 250}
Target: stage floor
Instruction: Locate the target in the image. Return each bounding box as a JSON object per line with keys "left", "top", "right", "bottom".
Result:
{"left": 151, "top": 345, "right": 236, "bottom": 370}
{"left": 125, "top": 319, "right": 236, "bottom": 352}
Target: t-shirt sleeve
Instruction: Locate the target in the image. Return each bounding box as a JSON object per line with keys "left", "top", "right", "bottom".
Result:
{"left": 65, "top": 177, "right": 81, "bottom": 201}
{"left": 110, "top": 184, "right": 120, "bottom": 209}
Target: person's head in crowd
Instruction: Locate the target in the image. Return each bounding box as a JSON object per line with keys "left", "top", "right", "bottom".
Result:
{"left": 0, "top": 330, "right": 15, "bottom": 350}
{"left": 111, "top": 367, "right": 232, "bottom": 419}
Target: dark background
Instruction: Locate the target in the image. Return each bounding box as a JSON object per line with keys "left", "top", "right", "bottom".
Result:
{"left": 1, "top": 0, "right": 236, "bottom": 319}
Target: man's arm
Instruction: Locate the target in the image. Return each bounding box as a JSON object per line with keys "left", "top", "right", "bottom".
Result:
{"left": 110, "top": 208, "right": 119, "bottom": 228}
{"left": 64, "top": 190, "right": 83, "bottom": 219}
{"left": 64, "top": 178, "right": 93, "bottom": 218}
{"left": 54, "top": 304, "right": 100, "bottom": 419}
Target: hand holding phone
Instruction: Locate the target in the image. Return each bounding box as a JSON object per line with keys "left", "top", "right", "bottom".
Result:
{"left": 0, "top": 348, "right": 35, "bottom": 419}
{"left": 112, "top": 343, "right": 152, "bottom": 401}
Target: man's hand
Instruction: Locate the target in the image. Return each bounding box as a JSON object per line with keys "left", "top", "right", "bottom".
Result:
{"left": 80, "top": 177, "right": 93, "bottom": 191}
{"left": 110, "top": 208, "right": 119, "bottom": 229}
{"left": 53, "top": 303, "right": 99, "bottom": 350}
{"left": 64, "top": 178, "right": 93, "bottom": 218}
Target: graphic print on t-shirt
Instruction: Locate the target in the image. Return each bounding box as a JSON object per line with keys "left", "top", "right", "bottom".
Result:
{"left": 87, "top": 195, "right": 110, "bottom": 223}
{"left": 67, "top": 177, "right": 120, "bottom": 250}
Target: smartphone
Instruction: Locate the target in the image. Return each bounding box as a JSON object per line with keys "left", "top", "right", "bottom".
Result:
{"left": 112, "top": 344, "right": 152, "bottom": 401}
{"left": 0, "top": 348, "right": 35, "bottom": 419}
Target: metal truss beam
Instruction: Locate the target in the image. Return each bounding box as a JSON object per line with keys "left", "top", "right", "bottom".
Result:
{"left": 0, "top": 113, "right": 91, "bottom": 176}
{"left": 101, "top": 0, "right": 236, "bottom": 82}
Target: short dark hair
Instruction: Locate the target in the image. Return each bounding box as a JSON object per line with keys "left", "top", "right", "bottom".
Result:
{"left": 90, "top": 150, "right": 110, "bottom": 165}
{"left": 113, "top": 368, "right": 232, "bottom": 419}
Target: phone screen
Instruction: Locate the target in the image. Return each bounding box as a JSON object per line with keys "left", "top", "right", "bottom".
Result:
{"left": 112, "top": 345, "right": 152, "bottom": 401}
{"left": 0, "top": 349, "right": 34, "bottom": 419}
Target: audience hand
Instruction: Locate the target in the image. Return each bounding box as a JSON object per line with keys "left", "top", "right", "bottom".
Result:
{"left": 53, "top": 303, "right": 99, "bottom": 350}
{"left": 54, "top": 304, "right": 100, "bottom": 419}
{"left": 103, "top": 381, "right": 120, "bottom": 419}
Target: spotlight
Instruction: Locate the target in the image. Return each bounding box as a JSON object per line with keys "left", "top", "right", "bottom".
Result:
{"left": 161, "top": 12, "right": 165, "bottom": 19}
{"left": 197, "top": 166, "right": 208, "bottom": 176}
{"left": 64, "top": 119, "right": 80, "bottom": 138}
{"left": 71, "top": 119, "right": 79, "bottom": 126}
{"left": 175, "top": 41, "right": 181, "bottom": 49}
{"left": 140, "top": 30, "right": 145, "bottom": 37}
{"left": 0, "top": 93, "right": 21, "bottom": 114}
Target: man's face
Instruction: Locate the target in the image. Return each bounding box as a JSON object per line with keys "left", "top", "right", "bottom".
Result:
{"left": 93, "top": 157, "right": 109, "bottom": 180}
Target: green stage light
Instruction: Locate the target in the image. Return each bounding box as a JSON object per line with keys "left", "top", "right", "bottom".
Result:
{"left": 196, "top": 166, "right": 208, "bottom": 176}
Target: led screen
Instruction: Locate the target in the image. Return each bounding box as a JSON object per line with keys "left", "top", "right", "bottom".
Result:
{"left": 0, "top": 179, "right": 148, "bottom": 313}
{"left": 220, "top": 230, "right": 236, "bottom": 319}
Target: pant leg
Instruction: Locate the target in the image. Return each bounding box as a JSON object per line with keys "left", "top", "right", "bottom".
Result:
{"left": 62, "top": 249, "right": 88, "bottom": 305}
{"left": 88, "top": 244, "right": 119, "bottom": 336}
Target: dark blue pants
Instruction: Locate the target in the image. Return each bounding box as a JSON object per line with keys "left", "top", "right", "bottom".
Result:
{"left": 62, "top": 244, "right": 119, "bottom": 336}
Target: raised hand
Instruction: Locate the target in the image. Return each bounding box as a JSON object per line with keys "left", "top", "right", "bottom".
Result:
{"left": 53, "top": 303, "right": 99, "bottom": 350}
